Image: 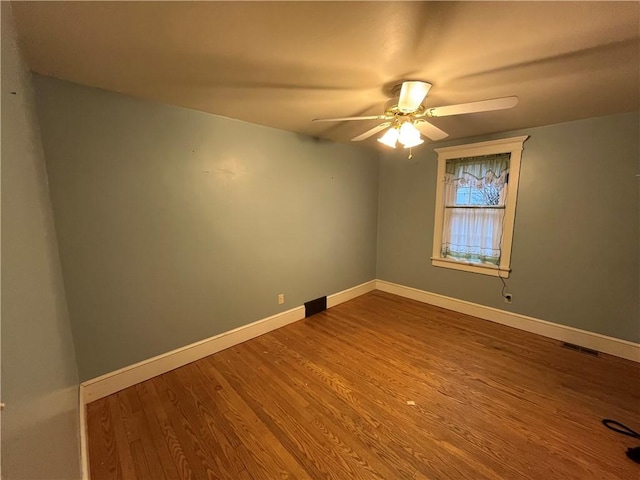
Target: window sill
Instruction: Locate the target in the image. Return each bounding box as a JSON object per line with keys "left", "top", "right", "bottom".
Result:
{"left": 431, "top": 257, "right": 510, "bottom": 278}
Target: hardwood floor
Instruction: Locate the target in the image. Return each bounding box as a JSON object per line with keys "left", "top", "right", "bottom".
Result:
{"left": 87, "top": 291, "right": 640, "bottom": 479}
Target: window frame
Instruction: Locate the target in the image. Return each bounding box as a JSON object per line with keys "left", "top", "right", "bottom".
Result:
{"left": 431, "top": 135, "right": 528, "bottom": 278}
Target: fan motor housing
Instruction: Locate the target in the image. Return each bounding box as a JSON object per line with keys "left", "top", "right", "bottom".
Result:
{"left": 384, "top": 98, "right": 426, "bottom": 117}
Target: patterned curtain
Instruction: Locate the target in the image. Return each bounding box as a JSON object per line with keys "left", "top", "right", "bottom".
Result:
{"left": 441, "top": 153, "right": 510, "bottom": 265}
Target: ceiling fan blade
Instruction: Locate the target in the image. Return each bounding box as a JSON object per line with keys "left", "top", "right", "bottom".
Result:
{"left": 414, "top": 120, "right": 449, "bottom": 141}
{"left": 398, "top": 81, "right": 432, "bottom": 113}
{"left": 312, "top": 115, "right": 388, "bottom": 122}
{"left": 351, "top": 122, "right": 392, "bottom": 142}
{"left": 427, "top": 96, "right": 519, "bottom": 117}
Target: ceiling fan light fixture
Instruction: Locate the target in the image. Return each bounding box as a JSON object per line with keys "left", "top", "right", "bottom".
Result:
{"left": 400, "top": 136, "right": 424, "bottom": 148}
{"left": 314, "top": 80, "right": 516, "bottom": 146}
{"left": 378, "top": 127, "right": 399, "bottom": 148}
{"left": 398, "top": 122, "right": 423, "bottom": 148}
{"left": 399, "top": 121, "right": 420, "bottom": 139}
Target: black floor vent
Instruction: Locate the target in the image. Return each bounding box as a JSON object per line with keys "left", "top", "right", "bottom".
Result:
{"left": 305, "top": 296, "right": 327, "bottom": 318}
{"left": 562, "top": 342, "right": 600, "bottom": 357}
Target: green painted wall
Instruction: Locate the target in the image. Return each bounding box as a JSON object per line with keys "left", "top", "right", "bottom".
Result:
{"left": 377, "top": 112, "right": 640, "bottom": 343}
{"left": 34, "top": 76, "right": 379, "bottom": 381}
{"left": 1, "top": 4, "right": 81, "bottom": 479}
{"left": 32, "top": 76, "right": 639, "bottom": 385}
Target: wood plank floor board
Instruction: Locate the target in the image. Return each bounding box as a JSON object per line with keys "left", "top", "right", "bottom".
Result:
{"left": 88, "top": 291, "right": 640, "bottom": 479}
{"left": 233, "top": 340, "right": 410, "bottom": 480}
{"left": 330, "top": 295, "right": 638, "bottom": 479}
{"left": 129, "top": 410, "right": 169, "bottom": 480}
{"left": 156, "top": 371, "right": 241, "bottom": 479}
{"left": 87, "top": 398, "right": 120, "bottom": 479}
{"left": 247, "top": 331, "right": 505, "bottom": 480}
{"left": 263, "top": 318, "right": 546, "bottom": 480}
{"left": 129, "top": 439, "right": 153, "bottom": 480}
{"left": 114, "top": 386, "right": 172, "bottom": 479}
{"left": 246, "top": 343, "right": 426, "bottom": 479}
{"left": 134, "top": 381, "right": 194, "bottom": 480}
{"left": 152, "top": 374, "right": 227, "bottom": 479}
{"left": 195, "top": 360, "right": 312, "bottom": 480}
{"left": 106, "top": 394, "right": 138, "bottom": 479}
{"left": 330, "top": 298, "right": 638, "bottom": 423}
{"left": 171, "top": 365, "right": 246, "bottom": 476}
{"left": 248, "top": 320, "right": 516, "bottom": 478}
{"left": 207, "top": 352, "right": 348, "bottom": 479}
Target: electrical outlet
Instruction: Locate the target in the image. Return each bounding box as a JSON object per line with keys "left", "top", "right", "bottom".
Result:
{"left": 504, "top": 293, "right": 513, "bottom": 303}
{"left": 278, "top": 293, "right": 284, "bottom": 305}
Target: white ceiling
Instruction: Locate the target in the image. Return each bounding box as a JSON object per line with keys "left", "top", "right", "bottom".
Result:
{"left": 10, "top": 1, "right": 640, "bottom": 147}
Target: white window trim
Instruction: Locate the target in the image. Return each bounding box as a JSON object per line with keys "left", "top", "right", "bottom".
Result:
{"left": 431, "top": 135, "right": 528, "bottom": 278}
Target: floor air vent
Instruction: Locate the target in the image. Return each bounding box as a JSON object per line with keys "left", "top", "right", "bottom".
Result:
{"left": 305, "top": 296, "right": 327, "bottom": 318}
{"left": 562, "top": 342, "right": 599, "bottom": 357}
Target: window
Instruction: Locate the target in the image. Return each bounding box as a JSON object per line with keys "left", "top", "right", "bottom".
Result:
{"left": 432, "top": 136, "right": 528, "bottom": 277}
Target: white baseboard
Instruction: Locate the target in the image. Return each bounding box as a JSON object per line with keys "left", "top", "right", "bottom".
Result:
{"left": 78, "top": 385, "right": 89, "bottom": 480}
{"left": 328, "top": 280, "right": 377, "bottom": 308}
{"left": 375, "top": 280, "right": 640, "bottom": 363}
{"left": 82, "top": 306, "right": 304, "bottom": 404}
{"left": 81, "top": 277, "right": 637, "bottom": 407}
{"left": 81, "top": 280, "right": 377, "bottom": 404}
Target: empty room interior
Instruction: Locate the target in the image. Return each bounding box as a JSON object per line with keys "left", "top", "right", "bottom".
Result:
{"left": 2, "top": 2, "right": 640, "bottom": 479}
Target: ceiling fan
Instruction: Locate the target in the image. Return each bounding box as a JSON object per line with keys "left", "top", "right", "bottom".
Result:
{"left": 312, "top": 81, "right": 518, "bottom": 149}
